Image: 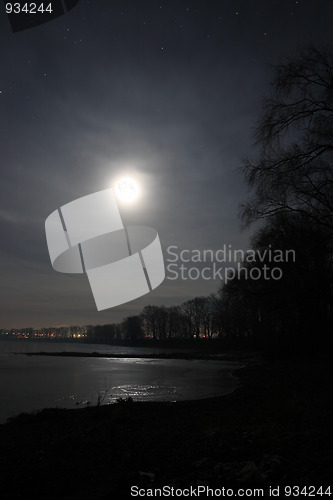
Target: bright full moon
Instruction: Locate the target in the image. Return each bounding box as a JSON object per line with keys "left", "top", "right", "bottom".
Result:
{"left": 115, "top": 177, "right": 139, "bottom": 202}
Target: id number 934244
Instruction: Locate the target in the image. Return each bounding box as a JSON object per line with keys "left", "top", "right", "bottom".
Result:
{"left": 5, "top": 3, "right": 53, "bottom": 14}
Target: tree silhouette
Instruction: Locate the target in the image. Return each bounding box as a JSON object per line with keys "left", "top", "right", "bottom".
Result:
{"left": 219, "top": 210, "right": 333, "bottom": 352}
{"left": 240, "top": 46, "right": 333, "bottom": 238}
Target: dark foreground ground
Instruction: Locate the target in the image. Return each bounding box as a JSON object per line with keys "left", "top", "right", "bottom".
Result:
{"left": 0, "top": 357, "right": 332, "bottom": 499}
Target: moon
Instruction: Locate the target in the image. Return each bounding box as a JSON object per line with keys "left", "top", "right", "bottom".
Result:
{"left": 115, "top": 177, "right": 139, "bottom": 202}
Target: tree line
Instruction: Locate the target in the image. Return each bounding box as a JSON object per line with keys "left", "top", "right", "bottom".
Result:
{"left": 86, "top": 295, "right": 224, "bottom": 344}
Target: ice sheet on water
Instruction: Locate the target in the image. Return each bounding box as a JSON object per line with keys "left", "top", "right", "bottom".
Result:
{"left": 111, "top": 384, "right": 183, "bottom": 401}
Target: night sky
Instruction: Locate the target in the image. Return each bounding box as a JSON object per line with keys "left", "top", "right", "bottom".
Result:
{"left": 1, "top": 0, "right": 332, "bottom": 329}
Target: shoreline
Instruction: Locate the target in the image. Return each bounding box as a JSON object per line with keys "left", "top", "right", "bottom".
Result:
{"left": 21, "top": 350, "right": 259, "bottom": 362}
{"left": 1, "top": 358, "right": 332, "bottom": 498}
{"left": 1, "top": 351, "right": 249, "bottom": 424}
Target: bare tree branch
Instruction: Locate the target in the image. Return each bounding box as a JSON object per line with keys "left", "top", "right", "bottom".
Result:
{"left": 240, "top": 46, "right": 333, "bottom": 236}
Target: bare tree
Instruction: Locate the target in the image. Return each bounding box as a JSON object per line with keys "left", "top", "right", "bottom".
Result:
{"left": 240, "top": 46, "right": 333, "bottom": 236}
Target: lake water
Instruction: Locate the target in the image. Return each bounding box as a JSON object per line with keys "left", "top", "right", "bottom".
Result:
{"left": 0, "top": 341, "right": 243, "bottom": 424}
